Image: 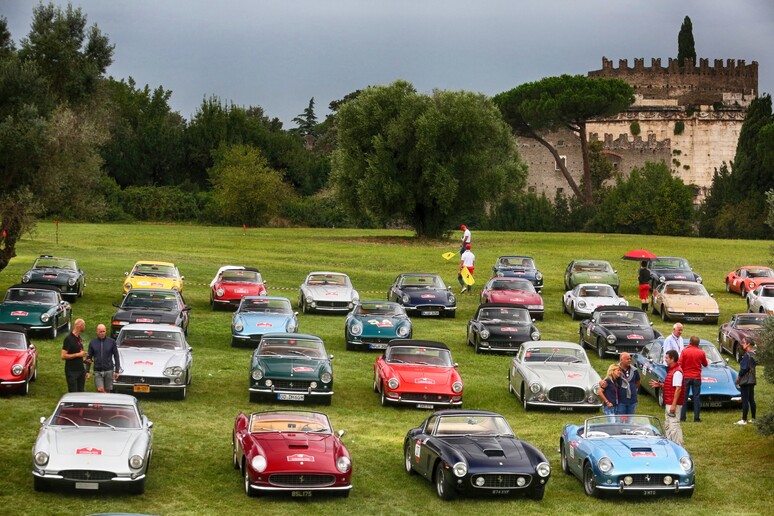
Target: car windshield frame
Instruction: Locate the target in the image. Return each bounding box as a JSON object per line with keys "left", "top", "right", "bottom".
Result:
{"left": 306, "top": 274, "right": 350, "bottom": 287}
{"left": 519, "top": 345, "right": 586, "bottom": 364}
{"left": 432, "top": 414, "right": 514, "bottom": 437}
{"left": 399, "top": 275, "right": 445, "bottom": 289}
{"left": 578, "top": 285, "right": 616, "bottom": 297}
{"left": 489, "top": 278, "right": 535, "bottom": 292}
{"left": 122, "top": 292, "right": 179, "bottom": 310}
{"left": 33, "top": 257, "right": 77, "bottom": 271}
{"left": 478, "top": 307, "right": 530, "bottom": 323}
{"left": 700, "top": 343, "right": 724, "bottom": 363}
{"left": 597, "top": 311, "right": 649, "bottom": 326}
{"left": 572, "top": 261, "right": 612, "bottom": 273}
{"left": 52, "top": 401, "right": 142, "bottom": 428}
{"left": 248, "top": 410, "right": 332, "bottom": 434}
{"left": 652, "top": 258, "right": 690, "bottom": 269}
{"left": 583, "top": 415, "right": 665, "bottom": 438}
{"left": 0, "top": 330, "right": 27, "bottom": 350}
{"left": 132, "top": 263, "right": 177, "bottom": 278}
{"left": 257, "top": 337, "right": 326, "bottom": 358}
{"left": 117, "top": 330, "right": 186, "bottom": 350}
{"left": 385, "top": 345, "right": 453, "bottom": 367}
{"left": 497, "top": 256, "right": 534, "bottom": 269}
{"left": 220, "top": 270, "right": 261, "bottom": 283}
{"left": 664, "top": 283, "right": 709, "bottom": 296}
{"left": 354, "top": 303, "right": 403, "bottom": 317}
{"left": 239, "top": 298, "right": 292, "bottom": 314}
{"left": 4, "top": 288, "right": 58, "bottom": 304}
{"left": 734, "top": 314, "right": 766, "bottom": 328}
{"left": 746, "top": 268, "right": 774, "bottom": 278}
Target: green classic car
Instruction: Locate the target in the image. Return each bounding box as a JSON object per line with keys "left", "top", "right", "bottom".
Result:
{"left": 248, "top": 333, "right": 333, "bottom": 405}
{"left": 564, "top": 260, "right": 620, "bottom": 294}
{"left": 344, "top": 301, "right": 412, "bottom": 351}
{"left": 0, "top": 284, "right": 72, "bottom": 338}
{"left": 21, "top": 255, "right": 86, "bottom": 300}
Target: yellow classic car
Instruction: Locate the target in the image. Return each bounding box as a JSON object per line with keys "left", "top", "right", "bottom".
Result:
{"left": 123, "top": 261, "right": 184, "bottom": 294}
{"left": 651, "top": 280, "right": 719, "bottom": 324}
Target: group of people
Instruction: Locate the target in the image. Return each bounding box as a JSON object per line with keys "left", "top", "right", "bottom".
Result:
{"left": 61, "top": 319, "right": 121, "bottom": 393}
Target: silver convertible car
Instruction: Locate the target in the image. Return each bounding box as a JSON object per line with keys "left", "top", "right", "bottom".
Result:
{"left": 113, "top": 324, "right": 192, "bottom": 400}
{"left": 32, "top": 392, "right": 153, "bottom": 494}
{"left": 298, "top": 271, "right": 359, "bottom": 314}
{"left": 508, "top": 341, "right": 602, "bottom": 411}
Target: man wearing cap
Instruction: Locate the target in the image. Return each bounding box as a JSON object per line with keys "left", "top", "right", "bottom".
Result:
{"left": 459, "top": 224, "right": 471, "bottom": 255}
{"left": 458, "top": 244, "right": 475, "bottom": 294}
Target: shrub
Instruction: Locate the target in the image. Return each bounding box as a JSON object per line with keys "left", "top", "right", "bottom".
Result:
{"left": 674, "top": 121, "right": 685, "bottom": 135}
{"left": 629, "top": 121, "right": 641, "bottom": 136}
{"left": 120, "top": 186, "right": 202, "bottom": 221}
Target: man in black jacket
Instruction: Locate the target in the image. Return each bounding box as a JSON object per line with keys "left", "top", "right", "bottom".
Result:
{"left": 85, "top": 324, "right": 121, "bottom": 393}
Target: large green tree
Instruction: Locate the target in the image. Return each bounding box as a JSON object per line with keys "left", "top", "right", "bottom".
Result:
{"left": 331, "top": 80, "right": 526, "bottom": 238}
{"left": 493, "top": 75, "right": 634, "bottom": 205}
{"left": 678, "top": 16, "right": 696, "bottom": 66}
{"left": 292, "top": 97, "right": 318, "bottom": 137}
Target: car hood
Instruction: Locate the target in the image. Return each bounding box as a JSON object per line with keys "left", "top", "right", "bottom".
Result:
{"left": 29, "top": 269, "right": 76, "bottom": 281}
{"left": 218, "top": 283, "right": 263, "bottom": 295}
{"left": 305, "top": 285, "right": 354, "bottom": 300}
{"left": 439, "top": 435, "right": 529, "bottom": 465}
{"left": 405, "top": 288, "right": 449, "bottom": 300}
{"left": 119, "top": 348, "right": 185, "bottom": 375}
{"left": 605, "top": 325, "right": 658, "bottom": 341}
{"left": 653, "top": 268, "right": 694, "bottom": 280}
{"left": 237, "top": 313, "right": 294, "bottom": 333}
{"left": 251, "top": 433, "right": 340, "bottom": 472}
{"left": 128, "top": 277, "right": 179, "bottom": 290}
{"left": 526, "top": 363, "right": 600, "bottom": 386}
{"left": 393, "top": 365, "right": 456, "bottom": 386}
{"left": 257, "top": 357, "right": 329, "bottom": 378}
{"left": 47, "top": 427, "right": 142, "bottom": 457}
{"left": 701, "top": 363, "right": 737, "bottom": 385}
{"left": 0, "top": 303, "right": 48, "bottom": 323}
{"left": 489, "top": 291, "right": 542, "bottom": 305}
{"left": 663, "top": 295, "right": 718, "bottom": 310}
{"left": 577, "top": 297, "right": 625, "bottom": 310}
{"left": 0, "top": 349, "right": 27, "bottom": 370}
{"left": 114, "top": 308, "right": 180, "bottom": 324}
{"left": 591, "top": 437, "right": 684, "bottom": 466}
{"left": 484, "top": 322, "right": 532, "bottom": 336}
{"left": 572, "top": 272, "right": 618, "bottom": 284}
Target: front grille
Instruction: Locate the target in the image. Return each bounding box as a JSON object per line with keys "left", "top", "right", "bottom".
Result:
{"left": 615, "top": 343, "right": 646, "bottom": 353}
{"left": 486, "top": 339, "right": 524, "bottom": 349}
{"left": 548, "top": 386, "right": 586, "bottom": 403}
{"left": 61, "top": 470, "right": 114, "bottom": 481}
{"left": 118, "top": 375, "right": 169, "bottom": 386}
{"left": 471, "top": 473, "right": 532, "bottom": 489}
{"left": 269, "top": 474, "right": 335, "bottom": 487}
{"left": 415, "top": 304, "right": 445, "bottom": 311}
{"left": 626, "top": 474, "right": 667, "bottom": 486}
{"left": 272, "top": 379, "right": 312, "bottom": 390}
{"left": 316, "top": 301, "right": 349, "bottom": 309}
{"left": 363, "top": 337, "right": 393, "bottom": 344}
{"left": 401, "top": 392, "right": 451, "bottom": 403}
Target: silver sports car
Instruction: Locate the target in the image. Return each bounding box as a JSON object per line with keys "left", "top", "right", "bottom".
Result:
{"left": 113, "top": 323, "right": 192, "bottom": 400}
{"left": 298, "top": 271, "right": 359, "bottom": 314}
{"left": 508, "top": 341, "right": 602, "bottom": 411}
{"left": 562, "top": 283, "right": 628, "bottom": 320}
{"left": 32, "top": 392, "right": 153, "bottom": 494}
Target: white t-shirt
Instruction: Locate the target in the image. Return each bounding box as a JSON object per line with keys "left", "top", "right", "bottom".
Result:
{"left": 671, "top": 370, "right": 683, "bottom": 387}
{"left": 461, "top": 251, "right": 475, "bottom": 267}
{"left": 461, "top": 228, "right": 471, "bottom": 244}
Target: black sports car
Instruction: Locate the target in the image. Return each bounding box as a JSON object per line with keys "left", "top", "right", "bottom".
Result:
{"left": 403, "top": 410, "right": 551, "bottom": 500}
{"left": 490, "top": 256, "right": 543, "bottom": 292}
{"left": 466, "top": 304, "right": 540, "bottom": 354}
{"left": 111, "top": 288, "right": 191, "bottom": 338}
{"left": 645, "top": 256, "right": 702, "bottom": 288}
{"left": 21, "top": 255, "right": 85, "bottom": 300}
{"left": 388, "top": 273, "right": 456, "bottom": 318}
{"left": 579, "top": 306, "right": 661, "bottom": 358}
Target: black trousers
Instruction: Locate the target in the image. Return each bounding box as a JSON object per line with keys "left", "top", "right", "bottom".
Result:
{"left": 740, "top": 383, "right": 756, "bottom": 420}
{"left": 65, "top": 368, "right": 86, "bottom": 392}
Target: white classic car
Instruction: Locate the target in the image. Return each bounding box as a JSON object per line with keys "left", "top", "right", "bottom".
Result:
{"left": 747, "top": 284, "right": 774, "bottom": 315}
{"left": 562, "top": 283, "right": 627, "bottom": 320}
{"left": 297, "top": 272, "right": 359, "bottom": 314}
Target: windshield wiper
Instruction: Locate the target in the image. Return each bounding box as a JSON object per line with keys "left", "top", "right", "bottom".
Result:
{"left": 81, "top": 418, "right": 117, "bottom": 429}
{"left": 286, "top": 350, "right": 311, "bottom": 357}
{"left": 54, "top": 415, "right": 80, "bottom": 428}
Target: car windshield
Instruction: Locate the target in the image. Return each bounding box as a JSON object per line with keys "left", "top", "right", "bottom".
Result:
{"left": 5, "top": 288, "right": 57, "bottom": 304}
{"left": 118, "top": 329, "right": 185, "bottom": 350}
{"left": 385, "top": 345, "right": 453, "bottom": 366}
{"left": 583, "top": 415, "right": 664, "bottom": 438}
{"left": 34, "top": 257, "right": 76, "bottom": 270}
{"left": 0, "top": 330, "right": 27, "bottom": 350}
{"left": 761, "top": 287, "right": 774, "bottom": 298}
{"left": 52, "top": 401, "right": 141, "bottom": 428}
{"left": 498, "top": 257, "right": 534, "bottom": 268}
{"left": 747, "top": 268, "right": 774, "bottom": 278}
{"left": 355, "top": 302, "right": 403, "bottom": 316}
{"left": 258, "top": 337, "right": 326, "bottom": 358}
{"left": 249, "top": 411, "right": 332, "bottom": 434}
{"left": 597, "top": 311, "right": 649, "bottom": 326}
{"left": 579, "top": 285, "right": 616, "bottom": 297}
{"left": 306, "top": 274, "right": 348, "bottom": 287}
{"left": 133, "top": 263, "right": 177, "bottom": 278}
{"left": 700, "top": 343, "right": 724, "bottom": 363}
{"left": 664, "top": 284, "right": 708, "bottom": 296}
{"left": 221, "top": 270, "right": 261, "bottom": 283}
{"left": 240, "top": 298, "right": 291, "bottom": 314}
{"left": 122, "top": 292, "right": 178, "bottom": 310}
{"left": 490, "top": 279, "right": 534, "bottom": 292}
{"left": 521, "top": 345, "right": 585, "bottom": 363}
{"left": 652, "top": 258, "right": 689, "bottom": 269}
{"left": 572, "top": 261, "right": 612, "bottom": 273}
{"left": 433, "top": 415, "right": 513, "bottom": 437}
{"left": 735, "top": 314, "right": 766, "bottom": 328}
{"left": 400, "top": 275, "right": 445, "bottom": 289}
{"left": 478, "top": 307, "right": 530, "bottom": 323}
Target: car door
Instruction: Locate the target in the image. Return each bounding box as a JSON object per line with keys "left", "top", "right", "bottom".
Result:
{"left": 564, "top": 262, "right": 574, "bottom": 289}
{"left": 413, "top": 416, "right": 438, "bottom": 477}
{"left": 638, "top": 342, "right": 664, "bottom": 396}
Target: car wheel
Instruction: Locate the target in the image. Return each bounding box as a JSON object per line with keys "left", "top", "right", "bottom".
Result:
{"left": 48, "top": 324, "right": 57, "bottom": 340}
{"left": 175, "top": 385, "right": 187, "bottom": 401}
{"left": 434, "top": 462, "right": 456, "bottom": 500}
{"left": 561, "top": 300, "right": 567, "bottom": 314}
{"left": 373, "top": 373, "right": 379, "bottom": 393}
{"left": 33, "top": 476, "right": 49, "bottom": 492}
{"left": 474, "top": 339, "right": 481, "bottom": 354}
{"left": 64, "top": 318, "right": 71, "bottom": 333}
{"left": 560, "top": 441, "right": 571, "bottom": 474}
{"left": 129, "top": 477, "right": 146, "bottom": 495}
{"left": 232, "top": 437, "right": 240, "bottom": 470}
{"left": 31, "top": 363, "right": 38, "bottom": 382}
{"left": 78, "top": 284, "right": 84, "bottom": 298}
{"left": 734, "top": 343, "right": 743, "bottom": 363}
{"left": 404, "top": 443, "right": 416, "bottom": 475}
{"left": 725, "top": 281, "right": 731, "bottom": 293}
{"left": 249, "top": 391, "right": 260, "bottom": 404}
{"left": 446, "top": 310, "right": 456, "bottom": 319}
{"left": 507, "top": 370, "right": 514, "bottom": 394}
{"left": 570, "top": 304, "right": 577, "bottom": 320}
{"left": 320, "top": 396, "right": 332, "bottom": 406}
{"left": 579, "top": 331, "right": 586, "bottom": 349}
{"left": 597, "top": 339, "right": 605, "bottom": 359}
{"left": 661, "top": 307, "right": 669, "bottom": 322}
{"left": 380, "top": 384, "right": 389, "bottom": 407}
{"left": 583, "top": 462, "right": 600, "bottom": 498}
{"left": 651, "top": 299, "right": 657, "bottom": 314}
{"left": 21, "top": 378, "right": 30, "bottom": 396}
{"left": 740, "top": 285, "right": 747, "bottom": 297}
{"left": 760, "top": 307, "right": 766, "bottom": 314}
{"left": 521, "top": 385, "right": 530, "bottom": 412}
{"left": 657, "top": 388, "right": 665, "bottom": 408}
{"left": 244, "top": 462, "right": 256, "bottom": 497}
{"left": 301, "top": 298, "right": 309, "bottom": 314}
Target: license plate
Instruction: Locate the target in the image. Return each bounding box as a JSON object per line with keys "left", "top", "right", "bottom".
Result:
{"left": 291, "top": 490, "right": 312, "bottom": 497}
{"left": 642, "top": 490, "right": 657, "bottom": 496}
{"left": 75, "top": 482, "right": 99, "bottom": 490}
{"left": 491, "top": 490, "right": 511, "bottom": 495}
{"left": 417, "top": 403, "right": 434, "bottom": 409}
{"left": 278, "top": 393, "right": 305, "bottom": 401}
{"left": 133, "top": 385, "right": 150, "bottom": 393}
{"left": 684, "top": 317, "right": 703, "bottom": 321}
{"left": 369, "top": 343, "right": 388, "bottom": 350}
{"left": 422, "top": 311, "right": 439, "bottom": 316}
{"left": 702, "top": 401, "right": 722, "bottom": 408}
{"left": 559, "top": 407, "right": 575, "bottom": 411}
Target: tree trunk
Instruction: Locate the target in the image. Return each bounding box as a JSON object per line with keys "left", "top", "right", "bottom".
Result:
{"left": 529, "top": 131, "right": 584, "bottom": 201}
{"left": 577, "top": 122, "right": 593, "bottom": 205}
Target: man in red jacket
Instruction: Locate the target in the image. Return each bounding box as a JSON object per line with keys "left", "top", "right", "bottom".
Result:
{"left": 650, "top": 349, "right": 684, "bottom": 445}
{"left": 678, "top": 335, "right": 708, "bottom": 422}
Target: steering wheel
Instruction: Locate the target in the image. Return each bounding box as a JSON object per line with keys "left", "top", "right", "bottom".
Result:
{"left": 300, "top": 423, "right": 325, "bottom": 432}
{"left": 107, "top": 415, "right": 132, "bottom": 427}
{"left": 631, "top": 426, "right": 655, "bottom": 436}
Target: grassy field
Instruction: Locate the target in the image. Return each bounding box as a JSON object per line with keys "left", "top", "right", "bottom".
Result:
{"left": 0, "top": 223, "right": 772, "bottom": 516}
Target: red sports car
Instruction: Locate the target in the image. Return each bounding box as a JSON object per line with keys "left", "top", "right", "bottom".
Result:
{"left": 210, "top": 266, "right": 267, "bottom": 310}
{"left": 725, "top": 266, "right": 774, "bottom": 297}
{"left": 374, "top": 339, "right": 463, "bottom": 409}
{"left": 0, "top": 324, "right": 38, "bottom": 395}
{"left": 232, "top": 410, "right": 352, "bottom": 497}
{"left": 480, "top": 277, "right": 544, "bottom": 320}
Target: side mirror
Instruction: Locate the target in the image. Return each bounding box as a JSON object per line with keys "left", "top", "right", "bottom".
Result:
{"left": 184, "top": 306, "right": 192, "bottom": 311}
{"left": 614, "top": 269, "right": 618, "bottom": 274}
{"left": 453, "top": 363, "right": 459, "bottom": 368}
{"left": 329, "top": 354, "right": 334, "bottom": 360}
{"left": 112, "top": 302, "right": 120, "bottom": 308}
{"left": 293, "top": 311, "right": 299, "bottom": 317}
{"left": 39, "top": 416, "right": 46, "bottom": 425}
{"left": 710, "top": 293, "right": 715, "bottom": 298}
{"left": 337, "top": 429, "right": 345, "bottom": 438}
{"left": 181, "top": 276, "right": 185, "bottom": 280}
{"left": 124, "top": 272, "right": 129, "bottom": 276}
{"left": 447, "top": 285, "right": 453, "bottom": 290}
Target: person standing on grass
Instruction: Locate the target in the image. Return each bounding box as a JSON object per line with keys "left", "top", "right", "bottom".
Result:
{"left": 61, "top": 318, "right": 87, "bottom": 392}
{"left": 679, "top": 335, "right": 707, "bottom": 423}
{"left": 617, "top": 352, "right": 640, "bottom": 415}
{"left": 598, "top": 364, "right": 621, "bottom": 416}
{"left": 459, "top": 224, "right": 471, "bottom": 255}
{"left": 85, "top": 324, "right": 121, "bottom": 393}
{"left": 650, "top": 350, "right": 684, "bottom": 445}
{"left": 735, "top": 338, "right": 757, "bottom": 425}
{"left": 663, "top": 323, "right": 684, "bottom": 356}
{"left": 638, "top": 261, "right": 651, "bottom": 311}
{"left": 458, "top": 244, "right": 475, "bottom": 294}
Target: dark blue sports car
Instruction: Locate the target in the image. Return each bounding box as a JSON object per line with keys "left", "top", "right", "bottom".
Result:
{"left": 404, "top": 410, "right": 550, "bottom": 500}
{"left": 645, "top": 256, "right": 702, "bottom": 288}
{"left": 490, "top": 256, "right": 543, "bottom": 292}
{"left": 388, "top": 273, "right": 456, "bottom": 318}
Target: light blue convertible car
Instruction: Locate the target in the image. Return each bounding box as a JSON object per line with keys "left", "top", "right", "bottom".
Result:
{"left": 560, "top": 415, "right": 694, "bottom": 498}
{"left": 231, "top": 296, "right": 297, "bottom": 347}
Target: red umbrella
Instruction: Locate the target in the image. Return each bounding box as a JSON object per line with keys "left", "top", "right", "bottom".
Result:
{"left": 622, "top": 249, "right": 657, "bottom": 261}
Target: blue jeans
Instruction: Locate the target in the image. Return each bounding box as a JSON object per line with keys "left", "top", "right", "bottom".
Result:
{"left": 603, "top": 405, "right": 617, "bottom": 416}
{"left": 618, "top": 402, "right": 637, "bottom": 415}
{"left": 681, "top": 378, "right": 702, "bottom": 421}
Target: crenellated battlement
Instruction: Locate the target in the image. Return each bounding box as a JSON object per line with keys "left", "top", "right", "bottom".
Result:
{"left": 589, "top": 132, "right": 672, "bottom": 151}
{"left": 595, "top": 56, "right": 758, "bottom": 78}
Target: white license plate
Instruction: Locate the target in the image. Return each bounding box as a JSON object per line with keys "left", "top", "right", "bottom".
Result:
{"left": 369, "top": 343, "right": 388, "bottom": 350}
{"left": 291, "top": 490, "right": 312, "bottom": 497}
{"left": 417, "top": 403, "right": 434, "bottom": 409}
{"left": 685, "top": 317, "right": 703, "bottom": 321}
{"left": 75, "top": 482, "right": 99, "bottom": 490}
{"left": 642, "top": 490, "right": 657, "bottom": 496}
{"left": 278, "top": 393, "right": 305, "bottom": 401}
{"left": 422, "top": 311, "right": 439, "bottom": 316}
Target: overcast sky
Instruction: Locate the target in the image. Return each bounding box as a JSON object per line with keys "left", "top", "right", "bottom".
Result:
{"left": 4, "top": 0, "right": 773, "bottom": 127}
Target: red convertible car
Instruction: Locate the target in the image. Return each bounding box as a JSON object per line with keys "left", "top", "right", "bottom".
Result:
{"left": 480, "top": 277, "right": 544, "bottom": 320}
{"left": 210, "top": 266, "right": 267, "bottom": 310}
{"left": 0, "top": 324, "right": 38, "bottom": 395}
{"left": 725, "top": 266, "right": 774, "bottom": 297}
{"left": 232, "top": 410, "right": 352, "bottom": 497}
{"left": 374, "top": 340, "right": 463, "bottom": 409}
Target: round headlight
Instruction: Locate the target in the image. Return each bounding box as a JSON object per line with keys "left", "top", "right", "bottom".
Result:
{"left": 286, "top": 321, "right": 297, "bottom": 333}
{"left": 12, "top": 364, "right": 23, "bottom": 376}
{"left": 531, "top": 331, "right": 541, "bottom": 341}
{"left": 624, "top": 475, "right": 633, "bottom": 486}
{"left": 452, "top": 381, "right": 463, "bottom": 393}
{"left": 679, "top": 456, "right": 693, "bottom": 472}
{"left": 536, "top": 461, "right": 551, "bottom": 478}
{"left": 124, "top": 283, "right": 132, "bottom": 290}
{"left": 387, "top": 377, "right": 399, "bottom": 390}
{"left": 216, "top": 288, "right": 225, "bottom": 297}
{"left": 664, "top": 475, "right": 673, "bottom": 485}
{"left": 34, "top": 451, "right": 49, "bottom": 466}
{"left": 234, "top": 321, "right": 244, "bottom": 332}
{"left": 68, "top": 278, "right": 76, "bottom": 286}
{"left": 320, "top": 372, "right": 332, "bottom": 384}
{"left": 517, "top": 476, "right": 526, "bottom": 486}
{"left": 749, "top": 281, "right": 755, "bottom": 289}
{"left": 336, "top": 456, "right": 351, "bottom": 473}
{"left": 22, "top": 274, "right": 31, "bottom": 283}
{"left": 475, "top": 476, "right": 485, "bottom": 486}
{"left": 606, "top": 334, "right": 616, "bottom": 344}
{"left": 251, "top": 455, "right": 267, "bottom": 472}
{"left": 497, "top": 272, "right": 504, "bottom": 277}
{"left": 40, "top": 314, "right": 50, "bottom": 323}
{"left": 448, "top": 294, "right": 456, "bottom": 303}
{"left": 164, "top": 366, "right": 183, "bottom": 376}
{"left": 396, "top": 324, "right": 410, "bottom": 337}
{"left": 310, "top": 381, "right": 318, "bottom": 389}
{"left": 535, "top": 272, "right": 543, "bottom": 281}
{"left": 529, "top": 382, "right": 541, "bottom": 394}
{"left": 480, "top": 329, "right": 490, "bottom": 340}
{"left": 578, "top": 300, "right": 586, "bottom": 308}
{"left": 252, "top": 369, "right": 264, "bottom": 381}
{"left": 350, "top": 322, "right": 363, "bottom": 336}
{"left": 305, "top": 296, "right": 313, "bottom": 304}
{"left": 598, "top": 457, "right": 614, "bottom": 473}
{"left": 129, "top": 455, "right": 144, "bottom": 469}
{"left": 452, "top": 462, "right": 467, "bottom": 477}
{"left": 265, "top": 379, "right": 272, "bottom": 387}
{"left": 696, "top": 276, "right": 703, "bottom": 284}
{"left": 352, "top": 291, "right": 359, "bottom": 303}
{"left": 619, "top": 300, "right": 627, "bottom": 306}
{"left": 658, "top": 276, "right": 666, "bottom": 283}
{"left": 172, "top": 286, "right": 179, "bottom": 291}
{"left": 402, "top": 294, "right": 410, "bottom": 304}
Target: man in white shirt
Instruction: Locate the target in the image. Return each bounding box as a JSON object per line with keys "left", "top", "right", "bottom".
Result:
{"left": 458, "top": 244, "right": 475, "bottom": 293}
{"left": 459, "top": 224, "right": 471, "bottom": 255}
{"left": 663, "top": 323, "right": 684, "bottom": 356}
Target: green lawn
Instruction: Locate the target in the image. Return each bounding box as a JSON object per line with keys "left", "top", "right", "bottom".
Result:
{"left": 1, "top": 223, "right": 772, "bottom": 515}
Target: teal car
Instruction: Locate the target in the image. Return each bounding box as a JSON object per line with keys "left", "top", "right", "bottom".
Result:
{"left": 344, "top": 301, "right": 412, "bottom": 351}
{"left": 0, "top": 284, "right": 72, "bottom": 338}
{"left": 564, "top": 260, "right": 620, "bottom": 294}
{"left": 248, "top": 333, "right": 333, "bottom": 405}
